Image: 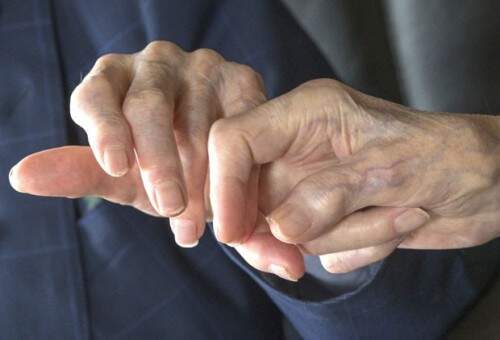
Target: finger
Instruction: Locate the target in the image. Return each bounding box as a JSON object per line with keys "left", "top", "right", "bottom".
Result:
{"left": 168, "top": 51, "right": 245, "bottom": 247}
{"left": 168, "top": 86, "right": 214, "bottom": 248}
{"left": 70, "top": 53, "right": 135, "bottom": 177}
{"left": 399, "top": 214, "right": 495, "bottom": 249}
{"left": 208, "top": 92, "right": 297, "bottom": 244}
{"left": 233, "top": 213, "right": 305, "bottom": 281}
{"left": 9, "top": 146, "right": 157, "bottom": 215}
{"left": 265, "top": 163, "right": 371, "bottom": 245}
{"left": 300, "top": 206, "right": 430, "bottom": 255}
{"left": 320, "top": 238, "right": 400, "bottom": 274}
{"left": 208, "top": 63, "right": 268, "bottom": 244}
{"left": 123, "top": 47, "right": 187, "bottom": 217}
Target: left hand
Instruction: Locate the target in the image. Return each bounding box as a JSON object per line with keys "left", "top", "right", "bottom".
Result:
{"left": 209, "top": 78, "right": 500, "bottom": 275}
{"left": 9, "top": 41, "right": 267, "bottom": 247}
{"left": 8, "top": 42, "right": 304, "bottom": 281}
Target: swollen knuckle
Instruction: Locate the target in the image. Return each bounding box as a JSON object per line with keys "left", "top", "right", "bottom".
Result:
{"left": 304, "top": 175, "right": 347, "bottom": 214}
{"left": 209, "top": 119, "right": 233, "bottom": 146}
{"left": 95, "top": 53, "right": 123, "bottom": 69}
{"left": 142, "top": 40, "right": 181, "bottom": 60}
{"left": 187, "top": 49, "right": 223, "bottom": 80}
{"left": 233, "top": 64, "right": 262, "bottom": 88}
{"left": 190, "top": 48, "right": 223, "bottom": 63}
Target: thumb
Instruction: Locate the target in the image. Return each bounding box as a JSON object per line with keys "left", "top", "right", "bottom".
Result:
{"left": 9, "top": 146, "right": 154, "bottom": 214}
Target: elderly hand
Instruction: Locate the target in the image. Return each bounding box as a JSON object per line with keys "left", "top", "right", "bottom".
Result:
{"left": 209, "top": 78, "right": 500, "bottom": 275}
{"left": 9, "top": 41, "right": 266, "bottom": 248}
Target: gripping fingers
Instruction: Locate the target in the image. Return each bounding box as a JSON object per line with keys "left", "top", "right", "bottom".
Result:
{"left": 70, "top": 53, "right": 134, "bottom": 177}
{"left": 123, "top": 49, "right": 187, "bottom": 217}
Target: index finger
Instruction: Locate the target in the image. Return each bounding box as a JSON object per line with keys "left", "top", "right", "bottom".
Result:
{"left": 208, "top": 94, "right": 296, "bottom": 243}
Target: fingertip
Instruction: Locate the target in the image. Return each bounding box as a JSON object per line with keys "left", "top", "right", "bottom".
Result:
{"left": 211, "top": 179, "right": 248, "bottom": 244}
{"left": 268, "top": 264, "right": 300, "bottom": 282}
{"left": 234, "top": 232, "right": 305, "bottom": 281}
{"left": 170, "top": 218, "right": 200, "bottom": 248}
{"left": 8, "top": 164, "right": 23, "bottom": 193}
{"left": 320, "top": 255, "right": 353, "bottom": 274}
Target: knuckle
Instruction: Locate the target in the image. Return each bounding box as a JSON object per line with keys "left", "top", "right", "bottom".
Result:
{"left": 187, "top": 48, "right": 224, "bottom": 80}
{"left": 209, "top": 119, "right": 232, "bottom": 146}
{"left": 69, "top": 82, "right": 111, "bottom": 124}
{"left": 190, "top": 48, "right": 223, "bottom": 64}
{"left": 94, "top": 53, "right": 123, "bottom": 69}
{"left": 124, "top": 87, "right": 170, "bottom": 111}
{"left": 301, "top": 78, "right": 340, "bottom": 90}
{"left": 302, "top": 174, "right": 348, "bottom": 215}
{"left": 142, "top": 40, "right": 182, "bottom": 60}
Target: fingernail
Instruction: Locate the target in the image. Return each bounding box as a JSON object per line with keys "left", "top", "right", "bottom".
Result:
{"left": 8, "top": 165, "right": 22, "bottom": 192}
{"left": 269, "top": 264, "right": 298, "bottom": 282}
{"left": 394, "top": 208, "right": 430, "bottom": 234}
{"left": 103, "top": 147, "right": 129, "bottom": 177}
{"left": 267, "top": 204, "right": 309, "bottom": 241}
{"left": 171, "top": 219, "right": 199, "bottom": 248}
{"left": 154, "top": 181, "right": 186, "bottom": 216}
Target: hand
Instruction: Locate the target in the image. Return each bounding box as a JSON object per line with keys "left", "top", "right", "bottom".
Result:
{"left": 9, "top": 41, "right": 266, "bottom": 248}
{"left": 209, "top": 78, "right": 500, "bottom": 274}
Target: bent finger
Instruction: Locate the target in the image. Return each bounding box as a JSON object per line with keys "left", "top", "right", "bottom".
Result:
{"left": 233, "top": 213, "right": 305, "bottom": 281}
{"left": 123, "top": 54, "right": 186, "bottom": 217}
{"left": 70, "top": 53, "right": 134, "bottom": 177}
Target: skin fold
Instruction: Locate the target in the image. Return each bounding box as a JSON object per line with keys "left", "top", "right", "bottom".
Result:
{"left": 9, "top": 41, "right": 500, "bottom": 281}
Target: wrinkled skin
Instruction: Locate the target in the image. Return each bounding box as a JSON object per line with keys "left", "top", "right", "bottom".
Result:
{"left": 10, "top": 42, "right": 500, "bottom": 281}
{"left": 209, "top": 78, "right": 500, "bottom": 275}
